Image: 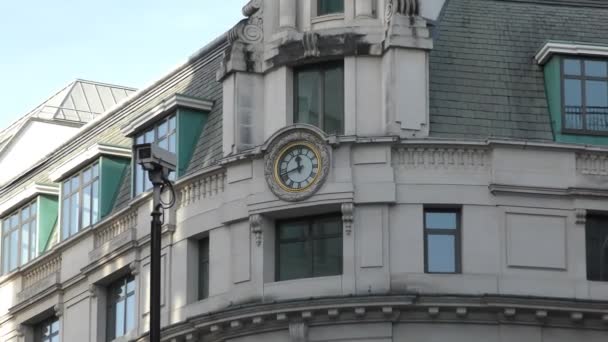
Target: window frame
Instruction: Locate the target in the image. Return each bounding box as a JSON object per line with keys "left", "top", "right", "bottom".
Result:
{"left": 61, "top": 161, "right": 99, "bottom": 240}
{"left": 275, "top": 213, "right": 343, "bottom": 282}
{"left": 35, "top": 316, "right": 60, "bottom": 342}
{"left": 561, "top": 57, "right": 608, "bottom": 136}
{"left": 133, "top": 113, "right": 177, "bottom": 196}
{"left": 198, "top": 237, "right": 210, "bottom": 300}
{"left": 294, "top": 61, "right": 345, "bottom": 135}
{"left": 1, "top": 200, "right": 38, "bottom": 274}
{"left": 423, "top": 207, "right": 462, "bottom": 274}
{"left": 316, "top": 0, "right": 344, "bottom": 16}
{"left": 585, "top": 214, "right": 608, "bottom": 282}
{"left": 106, "top": 274, "right": 136, "bottom": 341}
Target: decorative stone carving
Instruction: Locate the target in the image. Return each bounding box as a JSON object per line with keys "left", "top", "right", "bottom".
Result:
{"left": 89, "top": 284, "right": 98, "bottom": 298}
{"left": 575, "top": 209, "right": 587, "bottom": 225}
{"left": 576, "top": 152, "right": 608, "bottom": 175}
{"left": 392, "top": 147, "right": 490, "bottom": 170}
{"left": 130, "top": 260, "right": 141, "bottom": 276}
{"left": 54, "top": 304, "right": 64, "bottom": 317}
{"left": 302, "top": 32, "right": 320, "bottom": 57}
{"left": 179, "top": 171, "right": 226, "bottom": 208}
{"left": 219, "top": 0, "right": 264, "bottom": 79}
{"left": 341, "top": 203, "right": 354, "bottom": 235}
{"left": 385, "top": 0, "right": 419, "bottom": 29}
{"left": 250, "top": 214, "right": 263, "bottom": 247}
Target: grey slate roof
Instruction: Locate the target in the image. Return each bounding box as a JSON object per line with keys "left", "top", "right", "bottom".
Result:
{"left": 429, "top": 0, "right": 608, "bottom": 140}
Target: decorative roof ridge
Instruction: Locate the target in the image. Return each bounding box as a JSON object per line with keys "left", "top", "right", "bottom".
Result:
{"left": 496, "top": 0, "right": 608, "bottom": 9}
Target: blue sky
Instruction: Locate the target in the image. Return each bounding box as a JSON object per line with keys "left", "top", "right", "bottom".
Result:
{"left": 0, "top": 0, "right": 244, "bottom": 130}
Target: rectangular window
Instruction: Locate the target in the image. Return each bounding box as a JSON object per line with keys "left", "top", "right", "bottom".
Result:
{"left": 134, "top": 114, "right": 177, "bottom": 195}
{"left": 107, "top": 275, "right": 136, "bottom": 341}
{"left": 317, "top": 0, "right": 344, "bottom": 16}
{"left": 2, "top": 200, "right": 37, "bottom": 274}
{"left": 424, "top": 208, "right": 461, "bottom": 274}
{"left": 36, "top": 317, "right": 60, "bottom": 342}
{"left": 295, "top": 62, "right": 344, "bottom": 135}
{"left": 61, "top": 162, "right": 99, "bottom": 240}
{"left": 276, "top": 214, "right": 342, "bottom": 281}
{"left": 586, "top": 215, "right": 608, "bottom": 281}
{"left": 562, "top": 58, "right": 608, "bottom": 133}
{"left": 198, "top": 237, "right": 210, "bottom": 300}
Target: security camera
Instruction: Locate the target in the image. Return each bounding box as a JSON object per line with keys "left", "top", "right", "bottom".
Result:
{"left": 134, "top": 143, "right": 176, "bottom": 174}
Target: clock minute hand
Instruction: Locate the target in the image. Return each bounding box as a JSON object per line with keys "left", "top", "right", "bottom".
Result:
{"left": 280, "top": 166, "right": 300, "bottom": 176}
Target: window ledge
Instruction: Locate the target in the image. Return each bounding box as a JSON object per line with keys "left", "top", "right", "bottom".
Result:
{"left": 48, "top": 144, "right": 131, "bottom": 182}
{"left": 121, "top": 94, "right": 213, "bottom": 137}
{"left": 312, "top": 13, "right": 345, "bottom": 24}
{"left": 535, "top": 41, "right": 608, "bottom": 65}
{"left": 0, "top": 183, "right": 58, "bottom": 217}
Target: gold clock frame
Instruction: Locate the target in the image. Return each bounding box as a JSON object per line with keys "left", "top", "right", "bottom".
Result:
{"left": 273, "top": 141, "right": 323, "bottom": 193}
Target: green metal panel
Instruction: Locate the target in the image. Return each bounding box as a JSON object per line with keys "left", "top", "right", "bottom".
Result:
{"left": 100, "top": 156, "right": 130, "bottom": 219}
{"left": 177, "top": 108, "right": 208, "bottom": 176}
{"left": 545, "top": 56, "right": 608, "bottom": 145}
{"left": 38, "top": 195, "right": 58, "bottom": 252}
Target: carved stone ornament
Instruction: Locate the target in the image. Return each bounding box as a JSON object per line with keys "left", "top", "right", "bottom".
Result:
{"left": 250, "top": 214, "right": 263, "bottom": 246}
{"left": 264, "top": 127, "right": 331, "bottom": 202}
{"left": 385, "top": 0, "right": 420, "bottom": 31}
{"left": 341, "top": 203, "right": 354, "bottom": 235}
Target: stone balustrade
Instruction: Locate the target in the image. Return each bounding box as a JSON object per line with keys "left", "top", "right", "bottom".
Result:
{"left": 392, "top": 146, "right": 490, "bottom": 170}
{"left": 94, "top": 209, "right": 137, "bottom": 248}
{"left": 179, "top": 170, "right": 226, "bottom": 208}
{"left": 21, "top": 254, "right": 61, "bottom": 289}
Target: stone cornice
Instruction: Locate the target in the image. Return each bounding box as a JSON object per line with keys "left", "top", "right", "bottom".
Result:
{"left": 535, "top": 41, "right": 608, "bottom": 65}
{"left": 489, "top": 184, "right": 608, "bottom": 198}
{"left": 160, "top": 294, "right": 608, "bottom": 341}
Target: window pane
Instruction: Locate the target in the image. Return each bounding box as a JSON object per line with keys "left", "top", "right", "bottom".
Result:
{"left": 3, "top": 236, "right": 9, "bottom": 273}
{"left": 136, "top": 134, "right": 144, "bottom": 144}
{"left": 135, "top": 166, "right": 144, "bottom": 195}
{"left": 279, "top": 221, "right": 308, "bottom": 240}
{"left": 564, "top": 59, "right": 581, "bottom": 76}
{"left": 30, "top": 201, "right": 37, "bottom": 216}
{"left": 70, "top": 194, "right": 79, "bottom": 235}
{"left": 115, "top": 300, "right": 125, "bottom": 338}
{"left": 425, "top": 212, "right": 458, "bottom": 230}
{"left": 168, "top": 133, "right": 176, "bottom": 154}
{"left": 158, "top": 137, "right": 168, "bottom": 150}
{"left": 169, "top": 115, "right": 176, "bottom": 131}
{"left": 199, "top": 238, "right": 210, "bottom": 300}
{"left": 427, "top": 234, "right": 456, "bottom": 273}
{"left": 586, "top": 80, "right": 608, "bottom": 132}
{"left": 279, "top": 241, "right": 312, "bottom": 281}
{"left": 158, "top": 121, "right": 168, "bottom": 138}
{"left": 323, "top": 66, "right": 344, "bottom": 134}
{"left": 82, "top": 185, "right": 91, "bottom": 228}
{"left": 71, "top": 175, "right": 79, "bottom": 190}
{"left": 318, "top": 0, "right": 344, "bottom": 15}
{"left": 10, "top": 214, "right": 18, "bottom": 228}
{"left": 296, "top": 70, "right": 321, "bottom": 127}
{"left": 125, "top": 294, "right": 135, "bottom": 332}
{"left": 21, "top": 223, "right": 29, "bottom": 265}
{"left": 83, "top": 168, "right": 92, "bottom": 183}
{"left": 10, "top": 230, "right": 18, "bottom": 271}
{"left": 313, "top": 236, "right": 342, "bottom": 277}
{"left": 21, "top": 206, "right": 29, "bottom": 221}
{"left": 144, "top": 129, "right": 154, "bottom": 143}
{"left": 92, "top": 163, "right": 99, "bottom": 178}
{"left": 313, "top": 217, "right": 342, "bottom": 237}
{"left": 62, "top": 198, "right": 70, "bottom": 239}
{"left": 585, "top": 60, "right": 608, "bottom": 77}
{"left": 585, "top": 215, "right": 608, "bottom": 281}
{"left": 92, "top": 180, "right": 99, "bottom": 224}
{"left": 63, "top": 180, "right": 71, "bottom": 195}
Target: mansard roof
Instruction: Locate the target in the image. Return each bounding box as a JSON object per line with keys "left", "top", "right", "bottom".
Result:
{"left": 428, "top": 0, "right": 608, "bottom": 140}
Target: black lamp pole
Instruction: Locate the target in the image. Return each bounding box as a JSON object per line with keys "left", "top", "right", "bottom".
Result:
{"left": 149, "top": 175, "right": 165, "bottom": 342}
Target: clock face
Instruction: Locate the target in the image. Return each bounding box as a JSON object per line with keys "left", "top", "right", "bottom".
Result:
{"left": 274, "top": 142, "right": 321, "bottom": 192}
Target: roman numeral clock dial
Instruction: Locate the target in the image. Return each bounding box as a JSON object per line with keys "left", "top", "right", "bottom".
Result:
{"left": 265, "top": 129, "right": 331, "bottom": 202}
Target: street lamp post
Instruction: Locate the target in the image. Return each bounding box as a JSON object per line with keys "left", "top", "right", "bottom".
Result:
{"left": 135, "top": 143, "right": 177, "bottom": 342}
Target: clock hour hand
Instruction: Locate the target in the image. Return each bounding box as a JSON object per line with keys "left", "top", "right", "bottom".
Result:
{"left": 280, "top": 166, "right": 300, "bottom": 176}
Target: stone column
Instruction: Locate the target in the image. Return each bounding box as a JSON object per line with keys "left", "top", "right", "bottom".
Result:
{"left": 355, "top": 0, "right": 374, "bottom": 18}
{"left": 280, "top": 0, "right": 297, "bottom": 28}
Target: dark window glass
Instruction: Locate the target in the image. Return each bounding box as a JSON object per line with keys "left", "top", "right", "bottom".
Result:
{"left": 134, "top": 114, "right": 177, "bottom": 195}
{"left": 586, "top": 215, "right": 608, "bottom": 282}
{"left": 318, "top": 0, "right": 344, "bottom": 15}
{"left": 107, "top": 275, "right": 136, "bottom": 341}
{"left": 276, "top": 215, "right": 342, "bottom": 281}
{"left": 562, "top": 58, "right": 608, "bottom": 133}
{"left": 295, "top": 62, "right": 344, "bottom": 135}
{"left": 36, "top": 317, "right": 60, "bottom": 342}
{"left": 61, "top": 162, "right": 99, "bottom": 240}
{"left": 1, "top": 201, "right": 37, "bottom": 274}
{"left": 424, "top": 208, "right": 461, "bottom": 274}
{"left": 198, "top": 237, "right": 210, "bottom": 300}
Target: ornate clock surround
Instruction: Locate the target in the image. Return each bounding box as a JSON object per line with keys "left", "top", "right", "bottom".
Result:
{"left": 264, "top": 126, "right": 331, "bottom": 202}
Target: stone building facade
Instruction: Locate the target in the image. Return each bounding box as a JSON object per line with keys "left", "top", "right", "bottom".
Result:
{"left": 1, "top": 0, "right": 608, "bottom": 341}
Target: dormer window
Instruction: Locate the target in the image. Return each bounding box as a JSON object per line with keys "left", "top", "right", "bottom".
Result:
{"left": 2, "top": 201, "right": 37, "bottom": 274}
{"left": 563, "top": 58, "right": 608, "bottom": 133}
{"left": 61, "top": 162, "right": 100, "bottom": 239}
{"left": 317, "top": 0, "right": 344, "bottom": 16}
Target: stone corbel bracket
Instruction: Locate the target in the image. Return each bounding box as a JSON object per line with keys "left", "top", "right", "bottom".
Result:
{"left": 250, "top": 214, "right": 263, "bottom": 247}
{"left": 342, "top": 203, "right": 354, "bottom": 236}
{"left": 218, "top": 0, "right": 264, "bottom": 80}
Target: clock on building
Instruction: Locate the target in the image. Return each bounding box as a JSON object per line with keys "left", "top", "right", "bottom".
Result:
{"left": 264, "top": 127, "right": 330, "bottom": 202}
